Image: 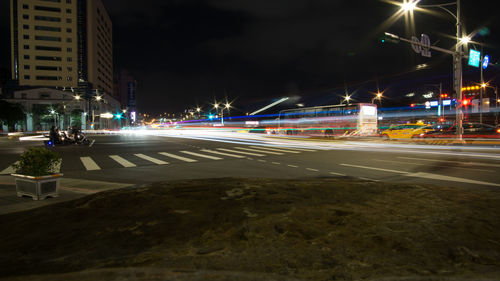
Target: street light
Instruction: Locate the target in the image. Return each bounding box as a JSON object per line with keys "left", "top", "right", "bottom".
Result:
{"left": 372, "top": 92, "right": 383, "bottom": 104}
{"left": 397, "top": 0, "right": 465, "bottom": 139}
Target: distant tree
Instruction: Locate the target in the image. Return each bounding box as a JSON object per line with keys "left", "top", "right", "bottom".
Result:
{"left": 0, "top": 100, "right": 25, "bottom": 131}
{"left": 70, "top": 109, "right": 84, "bottom": 128}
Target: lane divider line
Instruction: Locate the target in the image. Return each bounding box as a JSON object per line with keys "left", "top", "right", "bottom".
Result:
{"left": 306, "top": 168, "right": 319, "bottom": 172}
{"left": 329, "top": 172, "right": 346, "bottom": 176}
{"left": 340, "top": 163, "right": 500, "bottom": 187}
{"left": 287, "top": 164, "right": 299, "bottom": 168}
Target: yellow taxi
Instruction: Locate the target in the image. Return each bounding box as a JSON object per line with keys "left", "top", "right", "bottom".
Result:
{"left": 380, "top": 123, "right": 434, "bottom": 139}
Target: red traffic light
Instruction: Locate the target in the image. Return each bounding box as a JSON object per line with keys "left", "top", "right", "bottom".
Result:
{"left": 440, "top": 93, "right": 448, "bottom": 98}
{"left": 410, "top": 103, "right": 415, "bottom": 108}
{"left": 462, "top": 99, "right": 469, "bottom": 106}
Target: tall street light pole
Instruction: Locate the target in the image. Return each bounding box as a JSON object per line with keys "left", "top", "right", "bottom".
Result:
{"left": 406, "top": 0, "right": 464, "bottom": 139}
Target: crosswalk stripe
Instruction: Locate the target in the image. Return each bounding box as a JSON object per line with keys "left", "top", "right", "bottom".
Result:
{"left": 180, "top": 151, "right": 222, "bottom": 160}
{"left": 217, "top": 148, "right": 265, "bottom": 156}
{"left": 234, "top": 147, "right": 283, "bottom": 155}
{"left": 249, "top": 146, "right": 301, "bottom": 153}
{"left": 134, "top": 154, "right": 169, "bottom": 165}
{"left": 200, "top": 149, "right": 246, "bottom": 158}
{"left": 280, "top": 147, "right": 316, "bottom": 152}
{"left": 159, "top": 152, "right": 198, "bottom": 162}
{"left": 109, "top": 155, "right": 137, "bottom": 167}
{"left": 0, "top": 162, "right": 17, "bottom": 175}
{"left": 80, "top": 157, "right": 101, "bottom": 171}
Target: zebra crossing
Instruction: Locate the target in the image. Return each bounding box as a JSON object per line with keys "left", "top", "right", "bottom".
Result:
{"left": 0, "top": 145, "right": 317, "bottom": 173}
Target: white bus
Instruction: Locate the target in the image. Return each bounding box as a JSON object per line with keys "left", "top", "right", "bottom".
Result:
{"left": 277, "top": 103, "right": 378, "bottom": 136}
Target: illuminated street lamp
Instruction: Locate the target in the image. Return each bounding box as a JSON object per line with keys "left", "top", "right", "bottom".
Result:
{"left": 395, "top": 0, "right": 465, "bottom": 139}
{"left": 372, "top": 92, "right": 383, "bottom": 104}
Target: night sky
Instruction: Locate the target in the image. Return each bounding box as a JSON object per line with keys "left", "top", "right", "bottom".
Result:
{"left": 1, "top": 0, "right": 500, "bottom": 114}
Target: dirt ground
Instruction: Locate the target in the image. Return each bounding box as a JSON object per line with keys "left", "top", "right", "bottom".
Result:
{"left": 0, "top": 177, "right": 499, "bottom": 281}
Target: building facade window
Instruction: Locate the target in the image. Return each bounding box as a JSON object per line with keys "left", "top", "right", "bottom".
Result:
{"left": 34, "top": 16, "right": 61, "bottom": 22}
{"left": 66, "top": 9, "right": 72, "bottom": 13}
{"left": 35, "top": 46, "right": 62, "bottom": 51}
{"left": 67, "top": 57, "right": 72, "bottom": 62}
{"left": 35, "top": 26, "right": 61, "bottom": 32}
{"left": 23, "top": 24, "right": 29, "bottom": 29}
{"left": 24, "top": 75, "right": 30, "bottom": 80}
{"left": 22, "top": 4, "right": 29, "bottom": 9}
{"left": 67, "top": 47, "right": 72, "bottom": 52}
{"left": 66, "top": 28, "right": 72, "bottom": 33}
{"left": 24, "top": 55, "right": 30, "bottom": 59}
{"left": 23, "top": 34, "right": 29, "bottom": 39}
{"left": 36, "top": 56, "right": 62, "bottom": 61}
{"left": 66, "top": 0, "right": 72, "bottom": 3}
{"left": 36, "top": 66, "right": 60, "bottom": 71}
{"left": 22, "top": 14, "right": 29, "bottom": 19}
{"left": 35, "top": 35, "right": 62, "bottom": 42}
{"left": 23, "top": 45, "right": 29, "bottom": 49}
{"left": 34, "top": 6, "right": 61, "bottom": 12}
{"left": 36, "top": 76, "right": 59, "bottom": 81}
{"left": 66, "top": 18, "right": 72, "bottom": 23}
{"left": 66, "top": 38, "right": 72, "bottom": 42}
{"left": 24, "top": 65, "right": 30, "bottom": 69}
{"left": 67, "top": 66, "right": 73, "bottom": 71}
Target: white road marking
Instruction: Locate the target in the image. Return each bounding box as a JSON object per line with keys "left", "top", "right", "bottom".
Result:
{"left": 134, "top": 154, "right": 169, "bottom": 165}
{"left": 271, "top": 162, "right": 281, "bottom": 165}
{"left": 359, "top": 177, "right": 379, "bottom": 182}
{"left": 0, "top": 162, "right": 18, "bottom": 175}
{"left": 372, "top": 159, "right": 494, "bottom": 173}
{"left": 287, "top": 164, "right": 299, "bottom": 168}
{"left": 279, "top": 147, "right": 316, "bottom": 152}
{"left": 234, "top": 147, "right": 283, "bottom": 155}
{"left": 200, "top": 149, "right": 246, "bottom": 158}
{"left": 249, "top": 146, "right": 301, "bottom": 153}
{"left": 80, "top": 157, "right": 101, "bottom": 170}
{"left": 397, "top": 156, "right": 500, "bottom": 167}
{"left": 306, "top": 168, "right": 319, "bottom": 172}
{"left": 258, "top": 159, "right": 267, "bottom": 162}
{"left": 159, "top": 152, "right": 198, "bottom": 162}
{"left": 340, "top": 163, "right": 500, "bottom": 187}
{"left": 180, "top": 151, "right": 222, "bottom": 160}
{"left": 109, "top": 155, "right": 137, "bottom": 167}
{"left": 217, "top": 148, "right": 265, "bottom": 156}
{"left": 340, "top": 164, "right": 407, "bottom": 174}
{"left": 329, "top": 172, "right": 346, "bottom": 176}
{"left": 405, "top": 172, "right": 500, "bottom": 187}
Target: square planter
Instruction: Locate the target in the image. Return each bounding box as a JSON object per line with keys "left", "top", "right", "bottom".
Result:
{"left": 12, "top": 173, "right": 63, "bottom": 200}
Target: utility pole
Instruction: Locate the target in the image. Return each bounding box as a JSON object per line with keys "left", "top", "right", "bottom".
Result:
{"left": 453, "top": 0, "right": 463, "bottom": 139}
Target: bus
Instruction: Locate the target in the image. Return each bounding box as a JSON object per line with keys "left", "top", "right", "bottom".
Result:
{"left": 277, "top": 103, "right": 378, "bottom": 136}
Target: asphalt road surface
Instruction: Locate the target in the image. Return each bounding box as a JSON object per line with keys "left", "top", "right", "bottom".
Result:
{"left": 1, "top": 131, "right": 500, "bottom": 189}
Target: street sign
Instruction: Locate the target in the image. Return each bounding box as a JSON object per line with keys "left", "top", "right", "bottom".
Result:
{"left": 468, "top": 49, "right": 481, "bottom": 67}
{"left": 411, "top": 34, "right": 431, "bottom": 58}
{"left": 482, "top": 54, "right": 490, "bottom": 69}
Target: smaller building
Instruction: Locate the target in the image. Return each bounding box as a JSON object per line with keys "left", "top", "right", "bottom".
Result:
{"left": 3, "top": 87, "right": 122, "bottom": 131}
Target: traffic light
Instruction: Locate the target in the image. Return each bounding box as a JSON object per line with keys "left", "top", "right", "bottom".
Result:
{"left": 440, "top": 93, "right": 448, "bottom": 98}
{"left": 380, "top": 32, "right": 400, "bottom": 44}
{"left": 410, "top": 103, "right": 415, "bottom": 108}
{"left": 462, "top": 99, "right": 470, "bottom": 106}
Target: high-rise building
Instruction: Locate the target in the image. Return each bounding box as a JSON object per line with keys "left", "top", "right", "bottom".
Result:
{"left": 9, "top": 0, "right": 113, "bottom": 96}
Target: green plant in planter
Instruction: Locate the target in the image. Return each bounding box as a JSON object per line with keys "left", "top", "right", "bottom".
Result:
{"left": 13, "top": 147, "right": 62, "bottom": 177}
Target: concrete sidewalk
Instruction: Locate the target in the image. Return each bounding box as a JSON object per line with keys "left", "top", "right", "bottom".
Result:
{"left": 0, "top": 175, "right": 133, "bottom": 215}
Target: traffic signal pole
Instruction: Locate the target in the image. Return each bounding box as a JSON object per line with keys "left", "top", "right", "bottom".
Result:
{"left": 383, "top": 31, "right": 464, "bottom": 140}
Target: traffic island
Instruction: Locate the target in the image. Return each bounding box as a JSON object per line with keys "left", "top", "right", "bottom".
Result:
{"left": 0, "top": 178, "right": 499, "bottom": 281}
